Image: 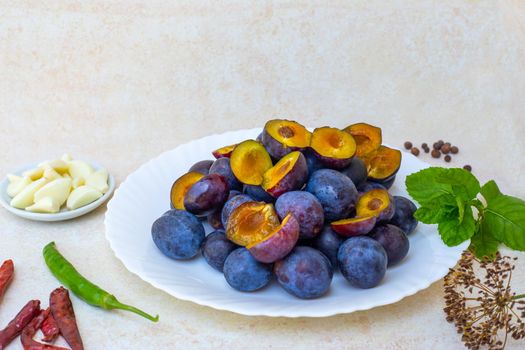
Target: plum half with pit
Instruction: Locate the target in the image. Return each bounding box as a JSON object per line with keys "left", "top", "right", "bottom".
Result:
{"left": 261, "top": 119, "right": 312, "bottom": 160}
{"left": 390, "top": 196, "right": 418, "bottom": 235}
{"left": 369, "top": 224, "right": 410, "bottom": 266}
{"left": 151, "top": 209, "right": 205, "bottom": 260}
{"left": 305, "top": 169, "right": 358, "bottom": 221}
{"left": 312, "top": 226, "right": 344, "bottom": 268}
{"left": 274, "top": 246, "right": 333, "bottom": 299}
{"left": 184, "top": 173, "right": 229, "bottom": 217}
{"left": 275, "top": 191, "right": 324, "bottom": 239}
{"left": 356, "top": 188, "right": 395, "bottom": 222}
{"left": 202, "top": 230, "right": 237, "bottom": 272}
{"left": 223, "top": 248, "right": 272, "bottom": 292}
{"left": 338, "top": 236, "right": 387, "bottom": 289}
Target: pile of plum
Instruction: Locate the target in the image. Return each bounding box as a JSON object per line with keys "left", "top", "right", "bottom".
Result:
{"left": 151, "top": 120, "right": 418, "bottom": 299}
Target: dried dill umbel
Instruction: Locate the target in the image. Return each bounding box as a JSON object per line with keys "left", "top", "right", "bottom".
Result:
{"left": 444, "top": 251, "right": 525, "bottom": 349}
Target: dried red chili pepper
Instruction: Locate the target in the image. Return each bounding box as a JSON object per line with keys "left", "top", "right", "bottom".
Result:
{"left": 21, "top": 308, "right": 69, "bottom": 350}
{"left": 0, "top": 260, "right": 14, "bottom": 303}
{"left": 50, "top": 287, "right": 83, "bottom": 350}
{"left": 41, "top": 313, "right": 60, "bottom": 343}
{"left": 0, "top": 299, "right": 40, "bottom": 350}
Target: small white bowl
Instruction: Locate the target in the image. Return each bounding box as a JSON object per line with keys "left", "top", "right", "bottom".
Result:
{"left": 0, "top": 162, "right": 115, "bottom": 222}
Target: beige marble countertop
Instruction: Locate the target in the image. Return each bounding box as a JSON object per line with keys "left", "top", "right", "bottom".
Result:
{"left": 1, "top": 1, "right": 524, "bottom": 349}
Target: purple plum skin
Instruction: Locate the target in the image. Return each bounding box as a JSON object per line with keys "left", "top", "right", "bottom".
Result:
{"left": 338, "top": 236, "right": 387, "bottom": 289}
{"left": 151, "top": 209, "right": 205, "bottom": 260}
{"left": 274, "top": 246, "right": 333, "bottom": 299}
{"left": 369, "top": 224, "right": 410, "bottom": 266}
{"left": 305, "top": 169, "right": 358, "bottom": 221}
{"left": 202, "top": 230, "right": 237, "bottom": 272}
{"left": 184, "top": 173, "right": 229, "bottom": 217}
{"left": 312, "top": 226, "right": 344, "bottom": 269}
{"left": 261, "top": 128, "right": 294, "bottom": 160}
{"left": 188, "top": 160, "right": 214, "bottom": 175}
{"left": 248, "top": 214, "right": 300, "bottom": 263}
{"left": 341, "top": 157, "right": 367, "bottom": 187}
{"left": 390, "top": 196, "right": 418, "bottom": 235}
{"left": 356, "top": 181, "right": 386, "bottom": 194}
{"left": 207, "top": 209, "right": 223, "bottom": 230}
{"left": 243, "top": 184, "right": 275, "bottom": 203}
{"left": 223, "top": 248, "right": 272, "bottom": 292}
{"left": 369, "top": 174, "right": 396, "bottom": 189}
{"left": 303, "top": 148, "right": 325, "bottom": 175}
{"left": 209, "top": 157, "right": 243, "bottom": 192}
{"left": 221, "top": 194, "right": 253, "bottom": 228}
{"left": 275, "top": 191, "right": 324, "bottom": 239}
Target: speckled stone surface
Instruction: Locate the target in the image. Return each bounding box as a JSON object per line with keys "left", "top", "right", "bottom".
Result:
{"left": 1, "top": 1, "right": 524, "bottom": 349}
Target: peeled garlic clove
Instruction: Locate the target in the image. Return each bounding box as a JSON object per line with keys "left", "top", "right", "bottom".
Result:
{"left": 7, "top": 176, "right": 32, "bottom": 197}
{"left": 10, "top": 178, "right": 48, "bottom": 209}
{"left": 72, "top": 176, "right": 85, "bottom": 189}
{"left": 42, "top": 164, "right": 62, "bottom": 181}
{"left": 34, "top": 178, "right": 71, "bottom": 206}
{"left": 68, "top": 160, "right": 94, "bottom": 180}
{"left": 25, "top": 197, "right": 60, "bottom": 213}
{"left": 85, "top": 168, "right": 109, "bottom": 194}
{"left": 67, "top": 186, "right": 102, "bottom": 210}
{"left": 22, "top": 167, "right": 44, "bottom": 181}
{"left": 7, "top": 174, "right": 21, "bottom": 183}
{"left": 40, "top": 159, "right": 69, "bottom": 174}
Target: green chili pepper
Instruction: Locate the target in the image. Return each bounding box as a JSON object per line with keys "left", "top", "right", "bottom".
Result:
{"left": 43, "top": 242, "right": 159, "bottom": 322}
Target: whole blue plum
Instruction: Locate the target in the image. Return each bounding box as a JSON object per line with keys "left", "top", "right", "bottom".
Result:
{"left": 312, "top": 226, "right": 344, "bottom": 268}
{"left": 209, "top": 157, "right": 243, "bottom": 192}
{"left": 188, "top": 160, "right": 214, "bottom": 175}
{"left": 390, "top": 196, "right": 418, "bottom": 235}
{"left": 305, "top": 169, "right": 358, "bottom": 221}
{"left": 303, "top": 149, "right": 324, "bottom": 175}
{"left": 151, "top": 209, "right": 205, "bottom": 260}
{"left": 356, "top": 181, "right": 386, "bottom": 194}
{"left": 369, "top": 224, "right": 409, "bottom": 266}
{"left": 223, "top": 248, "right": 272, "bottom": 292}
{"left": 274, "top": 246, "right": 333, "bottom": 299}
{"left": 341, "top": 157, "right": 367, "bottom": 187}
{"left": 338, "top": 236, "right": 387, "bottom": 289}
{"left": 243, "top": 184, "right": 275, "bottom": 203}
{"left": 275, "top": 191, "right": 324, "bottom": 239}
{"left": 221, "top": 194, "right": 253, "bottom": 228}
{"left": 202, "top": 230, "right": 237, "bottom": 272}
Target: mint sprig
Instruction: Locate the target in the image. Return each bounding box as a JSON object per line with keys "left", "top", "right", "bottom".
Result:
{"left": 406, "top": 167, "right": 525, "bottom": 259}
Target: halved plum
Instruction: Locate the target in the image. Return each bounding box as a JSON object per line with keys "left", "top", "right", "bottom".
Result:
{"left": 343, "top": 123, "right": 382, "bottom": 157}
{"left": 247, "top": 213, "right": 300, "bottom": 263}
{"left": 310, "top": 127, "right": 356, "bottom": 169}
{"left": 261, "top": 151, "right": 308, "bottom": 198}
{"left": 356, "top": 188, "right": 395, "bottom": 222}
{"left": 230, "top": 140, "right": 273, "bottom": 185}
{"left": 331, "top": 215, "right": 377, "bottom": 237}
{"left": 184, "top": 173, "right": 229, "bottom": 217}
{"left": 212, "top": 144, "right": 236, "bottom": 159}
{"left": 170, "top": 172, "right": 204, "bottom": 209}
{"left": 261, "top": 119, "right": 312, "bottom": 159}
{"left": 226, "top": 201, "right": 280, "bottom": 246}
{"left": 363, "top": 146, "right": 401, "bottom": 181}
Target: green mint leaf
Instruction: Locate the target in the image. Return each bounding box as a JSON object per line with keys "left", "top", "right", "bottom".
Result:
{"left": 480, "top": 181, "right": 525, "bottom": 251}
{"left": 406, "top": 167, "right": 479, "bottom": 207}
{"left": 437, "top": 205, "right": 476, "bottom": 246}
{"left": 414, "top": 205, "right": 456, "bottom": 224}
{"left": 469, "top": 221, "right": 499, "bottom": 259}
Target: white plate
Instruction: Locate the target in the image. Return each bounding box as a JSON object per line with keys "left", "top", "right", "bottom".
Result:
{"left": 1, "top": 162, "right": 115, "bottom": 222}
{"left": 105, "top": 128, "right": 467, "bottom": 317}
